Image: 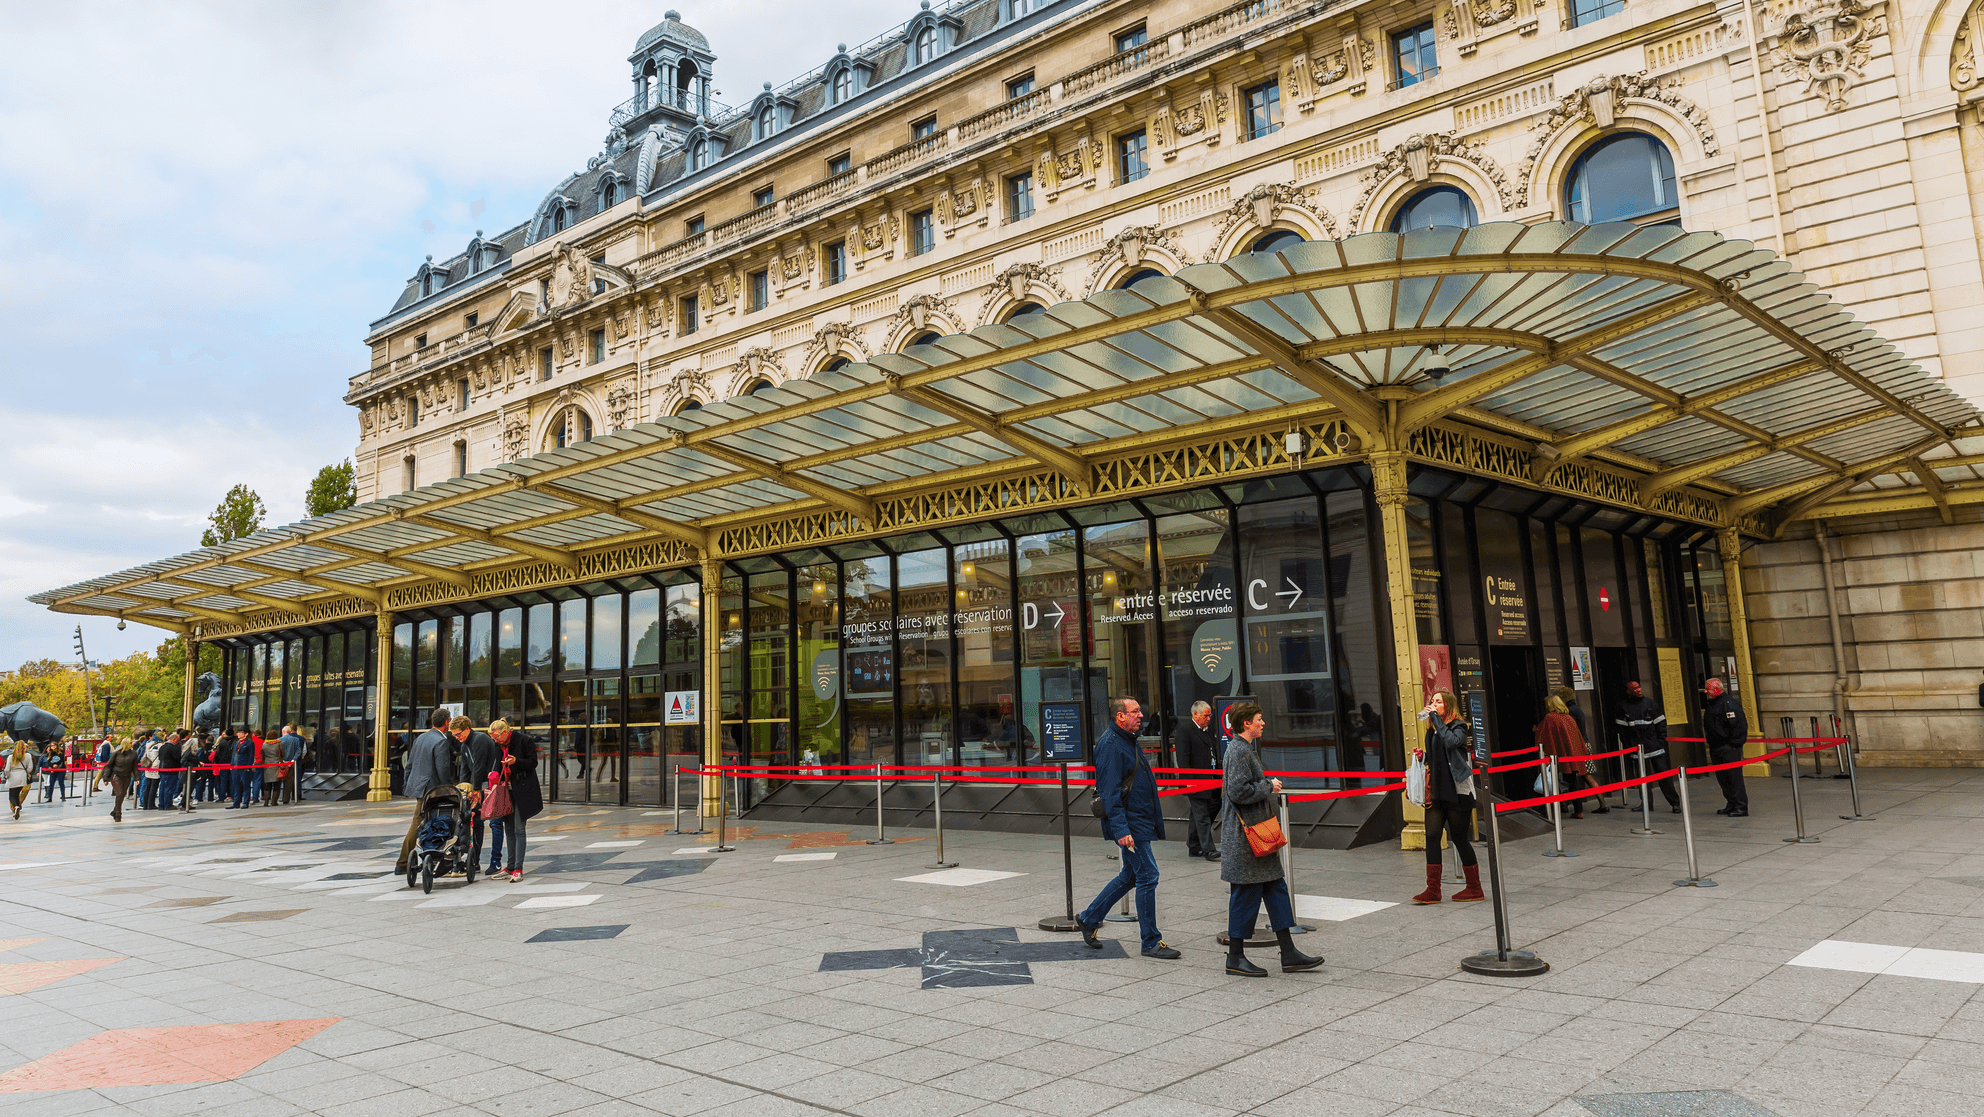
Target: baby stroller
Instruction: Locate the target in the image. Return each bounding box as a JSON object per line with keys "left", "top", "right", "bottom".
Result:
{"left": 407, "top": 784, "right": 477, "bottom": 893}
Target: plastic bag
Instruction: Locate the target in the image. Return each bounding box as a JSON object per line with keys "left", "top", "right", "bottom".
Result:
{"left": 1405, "top": 753, "right": 1427, "bottom": 807}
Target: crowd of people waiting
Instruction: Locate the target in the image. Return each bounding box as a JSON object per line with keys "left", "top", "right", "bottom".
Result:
{"left": 1, "top": 725, "right": 310, "bottom": 822}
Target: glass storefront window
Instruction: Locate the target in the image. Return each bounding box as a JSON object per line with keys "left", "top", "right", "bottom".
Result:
{"left": 497, "top": 607, "right": 522, "bottom": 675}
{"left": 746, "top": 570, "right": 792, "bottom": 796}
{"left": 898, "top": 548, "right": 952, "bottom": 766}
{"left": 590, "top": 677, "right": 623, "bottom": 803}
{"left": 283, "top": 637, "right": 302, "bottom": 731}
{"left": 718, "top": 574, "right": 745, "bottom": 767}
{"left": 302, "top": 637, "right": 322, "bottom": 752}
{"left": 1239, "top": 498, "right": 1334, "bottom": 783}
{"left": 526, "top": 602, "right": 553, "bottom": 673}
{"left": 415, "top": 619, "right": 438, "bottom": 713}
{"left": 1083, "top": 520, "right": 1157, "bottom": 755}
{"left": 555, "top": 678, "right": 588, "bottom": 802}
{"left": 797, "top": 565, "right": 841, "bottom": 770}
{"left": 444, "top": 616, "right": 466, "bottom": 683}
{"left": 1326, "top": 491, "right": 1388, "bottom": 776}
{"left": 468, "top": 612, "right": 492, "bottom": 679}
{"left": 1157, "top": 507, "right": 1237, "bottom": 752}
{"left": 954, "top": 541, "right": 1015, "bottom": 770}
{"left": 1694, "top": 544, "right": 1731, "bottom": 641}
{"left": 842, "top": 559, "right": 893, "bottom": 766}
{"left": 389, "top": 623, "right": 411, "bottom": 735}
{"left": 558, "top": 599, "right": 587, "bottom": 674}
{"left": 629, "top": 588, "right": 661, "bottom": 667}
{"left": 1016, "top": 527, "right": 1081, "bottom": 764}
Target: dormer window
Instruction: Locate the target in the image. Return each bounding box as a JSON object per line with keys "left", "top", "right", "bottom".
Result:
{"left": 602, "top": 180, "right": 618, "bottom": 208}
{"left": 758, "top": 105, "right": 776, "bottom": 140}
{"left": 689, "top": 139, "right": 707, "bottom": 171}
{"left": 832, "top": 67, "right": 852, "bottom": 104}
{"left": 553, "top": 207, "right": 568, "bottom": 232}
{"left": 914, "top": 26, "right": 937, "bottom": 65}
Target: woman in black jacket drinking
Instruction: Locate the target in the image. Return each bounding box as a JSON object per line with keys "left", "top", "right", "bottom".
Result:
{"left": 1411, "top": 691, "right": 1483, "bottom": 905}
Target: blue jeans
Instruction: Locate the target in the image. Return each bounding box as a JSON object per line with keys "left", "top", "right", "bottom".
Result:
{"left": 249, "top": 771, "right": 263, "bottom": 803}
{"left": 41, "top": 772, "right": 64, "bottom": 802}
{"left": 230, "top": 770, "right": 251, "bottom": 807}
{"left": 158, "top": 772, "right": 181, "bottom": 810}
{"left": 1228, "top": 878, "right": 1295, "bottom": 942}
{"left": 139, "top": 776, "right": 158, "bottom": 810}
{"left": 1079, "top": 839, "right": 1162, "bottom": 951}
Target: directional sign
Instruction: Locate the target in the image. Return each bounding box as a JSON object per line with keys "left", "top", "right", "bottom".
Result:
{"left": 1246, "top": 577, "right": 1308, "bottom": 612}
{"left": 1021, "top": 601, "right": 1068, "bottom": 630}
{"left": 1041, "top": 702, "right": 1084, "bottom": 762}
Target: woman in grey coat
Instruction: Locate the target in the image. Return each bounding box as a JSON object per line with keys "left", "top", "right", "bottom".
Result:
{"left": 1220, "top": 702, "right": 1323, "bottom": 977}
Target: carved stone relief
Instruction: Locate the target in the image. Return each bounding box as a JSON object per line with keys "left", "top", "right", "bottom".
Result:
{"left": 1081, "top": 225, "right": 1193, "bottom": 295}
{"left": 976, "top": 262, "right": 1073, "bottom": 323}
{"left": 1349, "top": 132, "right": 1516, "bottom": 230}
{"left": 605, "top": 382, "right": 635, "bottom": 430}
{"left": 804, "top": 321, "right": 870, "bottom": 371}
{"left": 1515, "top": 71, "right": 1719, "bottom": 206}
{"left": 1212, "top": 183, "right": 1339, "bottom": 247}
{"left": 1773, "top": 0, "right": 1885, "bottom": 111}
{"left": 889, "top": 293, "right": 959, "bottom": 341}
{"left": 1954, "top": 0, "right": 1984, "bottom": 91}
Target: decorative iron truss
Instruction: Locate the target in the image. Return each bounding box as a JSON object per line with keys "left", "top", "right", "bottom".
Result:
{"left": 191, "top": 595, "right": 374, "bottom": 641}
{"left": 1408, "top": 422, "right": 1728, "bottom": 525}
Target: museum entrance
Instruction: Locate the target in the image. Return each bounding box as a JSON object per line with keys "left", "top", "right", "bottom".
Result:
{"left": 1487, "top": 646, "right": 1540, "bottom": 801}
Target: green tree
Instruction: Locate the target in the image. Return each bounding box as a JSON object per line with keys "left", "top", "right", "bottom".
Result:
{"left": 200, "top": 483, "right": 266, "bottom": 547}
{"left": 305, "top": 459, "right": 358, "bottom": 518}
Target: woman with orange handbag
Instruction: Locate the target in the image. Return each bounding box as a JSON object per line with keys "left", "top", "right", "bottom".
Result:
{"left": 1220, "top": 702, "right": 1323, "bottom": 977}
{"left": 1411, "top": 690, "right": 1484, "bottom": 905}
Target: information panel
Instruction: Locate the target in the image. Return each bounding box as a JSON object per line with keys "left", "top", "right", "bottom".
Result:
{"left": 1042, "top": 701, "right": 1085, "bottom": 762}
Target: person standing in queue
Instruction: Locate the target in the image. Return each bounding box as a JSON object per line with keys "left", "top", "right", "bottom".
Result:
{"left": 156, "top": 730, "right": 183, "bottom": 811}
{"left": 1702, "top": 678, "right": 1750, "bottom": 816}
{"left": 1615, "top": 681, "right": 1681, "bottom": 813}
{"left": 1220, "top": 702, "right": 1323, "bottom": 976}
{"left": 1177, "top": 700, "right": 1221, "bottom": 861}
{"left": 1075, "top": 696, "right": 1181, "bottom": 960}
{"left": 1537, "top": 695, "right": 1594, "bottom": 819}
{"left": 1411, "top": 691, "right": 1484, "bottom": 904}
{"left": 1553, "top": 686, "right": 1608, "bottom": 813}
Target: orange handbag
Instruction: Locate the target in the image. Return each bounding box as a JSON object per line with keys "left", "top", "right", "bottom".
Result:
{"left": 1244, "top": 810, "right": 1287, "bottom": 857}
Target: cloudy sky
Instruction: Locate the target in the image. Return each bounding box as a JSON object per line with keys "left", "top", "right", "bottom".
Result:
{"left": 0, "top": 0, "right": 912, "bottom": 669}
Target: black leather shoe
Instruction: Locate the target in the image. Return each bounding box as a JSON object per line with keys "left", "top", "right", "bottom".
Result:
{"left": 1592, "top": 805, "right": 1611, "bottom": 814}
{"left": 1281, "top": 950, "right": 1324, "bottom": 973}
{"left": 1715, "top": 807, "right": 1733, "bottom": 815}
{"left": 1226, "top": 953, "right": 1268, "bottom": 977}
{"left": 1201, "top": 853, "right": 1220, "bottom": 862}
{"left": 1075, "top": 918, "right": 1103, "bottom": 949}
{"left": 1142, "top": 942, "right": 1182, "bottom": 960}
{"left": 1672, "top": 807, "right": 1682, "bottom": 814}
{"left": 1727, "top": 808, "right": 1749, "bottom": 817}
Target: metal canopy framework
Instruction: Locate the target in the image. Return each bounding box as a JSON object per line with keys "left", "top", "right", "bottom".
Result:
{"left": 33, "top": 221, "right": 1982, "bottom": 637}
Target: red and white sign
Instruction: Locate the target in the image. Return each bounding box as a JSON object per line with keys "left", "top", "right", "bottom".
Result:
{"left": 1598, "top": 587, "right": 1611, "bottom": 612}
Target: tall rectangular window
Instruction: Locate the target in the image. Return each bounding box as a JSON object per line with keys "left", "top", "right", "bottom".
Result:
{"left": 910, "top": 209, "right": 935, "bottom": 255}
{"left": 1571, "top": 0, "right": 1626, "bottom": 26}
{"left": 1393, "top": 23, "right": 1438, "bottom": 88}
{"left": 1114, "top": 25, "right": 1147, "bottom": 53}
{"left": 402, "top": 455, "right": 415, "bottom": 493}
{"left": 752, "top": 185, "right": 775, "bottom": 208}
{"left": 464, "top": 311, "right": 478, "bottom": 329}
{"left": 453, "top": 441, "right": 466, "bottom": 478}
{"left": 828, "top": 153, "right": 851, "bottom": 176}
{"left": 539, "top": 347, "right": 553, "bottom": 380}
{"left": 680, "top": 295, "right": 699, "bottom": 334}
{"left": 912, "top": 116, "right": 937, "bottom": 140}
{"left": 589, "top": 327, "right": 605, "bottom": 363}
{"left": 1244, "top": 81, "right": 1282, "bottom": 139}
{"left": 1006, "top": 172, "right": 1034, "bottom": 222}
{"left": 457, "top": 379, "right": 469, "bottom": 411}
{"left": 953, "top": 539, "right": 1015, "bottom": 772}
{"left": 1006, "top": 73, "right": 1034, "bottom": 99}
{"left": 1117, "top": 129, "right": 1148, "bottom": 183}
{"left": 898, "top": 548, "right": 952, "bottom": 767}
{"left": 826, "top": 241, "right": 847, "bottom": 285}
{"left": 686, "top": 215, "right": 704, "bottom": 236}
{"left": 749, "top": 269, "right": 769, "bottom": 311}
{"left": 842, "top": 558, "right": 894, "bottom": 767}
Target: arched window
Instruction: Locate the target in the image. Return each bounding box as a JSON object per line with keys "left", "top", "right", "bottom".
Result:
{"left": 1004, "top": 301, "right": 1045, "bottom": 321}
{"left": 908, "top": 331, "right": 941, "bottom": 348}
{"left": 1565, "top": 133, "right": 1679, "bottom": 225}
{"left": 602, "top": 181, "right": 618, "bottom": 209}
{"left": 677, "top": 60, "right": 698, "bottom": 110}
{"left": 674, "top": 398, "right": 703, "bottom": 415}
{"left": 1115, "top": 268, "right": 1164, "bottom": 289}
{"left": 758, "top": 106, "right": 775, "bottom": 140}
{"left": 1249, "top": 229, "right": 1303, "bottom": 255}
{"left": 744, "top": 379, "right": 775, "bottom": 396}
{"left": 821, "top": 356, "right": 851, "bottom": 372}
{"left": 914, "top": 26, "right": 937, "bottom": 65}
{"left": 832, "top": 67, "right": 852, "bottom": 104}
{"left": 551, "top": 407, "right": 595, "bottom": 450}
{"left": 1389, "top": 186, "right": 1478, "bottom": 232}
{"left": 689, "top": 139, "right": 707, "bottom": 171}
{"left": 553, "top": 207, "right": 568, "bottom": 233}
{"left": 643, "top": 61, "right": 659, "bottom": 108}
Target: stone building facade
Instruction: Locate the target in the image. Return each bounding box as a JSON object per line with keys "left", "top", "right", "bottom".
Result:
{"left": 345, "top": 0, "right": 1984, "bottom": 760}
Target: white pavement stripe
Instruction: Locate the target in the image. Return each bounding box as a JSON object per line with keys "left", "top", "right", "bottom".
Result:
{"left": 0, "top": 862, "right": 77, "bottom": 871}
{"left": 587, "top": 840, "right": 642, "bottom": 848}
{"left": 516, "top": 895, "right": 600, "bottom": 908}
{"left": 417, "top": 890, "right": 505, "bottom": 908}
{"left": 674, "top": 846, "right": 717, "bottom": 854}
{"left": 1293, "top": 895, "right": 1398, "bottom": 921}
{"left": 896, "top": 868, "right": 1025, "bottom": 886}
{"left": 775, "top": 853, "right": 837, "bottom": 862}
{"left": 1788, "top": 939, "right": 1984, "bottom": 983}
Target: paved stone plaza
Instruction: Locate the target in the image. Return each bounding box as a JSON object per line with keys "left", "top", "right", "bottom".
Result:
{"left": 2, "top": 769, "right": 1981, "bottom": 1117}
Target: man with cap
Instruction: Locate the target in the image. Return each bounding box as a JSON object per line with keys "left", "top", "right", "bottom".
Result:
{"left": 1701, "top": 678, "right": 1749, "bottom": 817}
{"left": 1613, "top": 681, "right": 1680, "bottom": 813}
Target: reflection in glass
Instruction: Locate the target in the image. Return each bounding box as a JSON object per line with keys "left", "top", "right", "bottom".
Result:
{"left": 746, "top": 570, "right": 792, "bottom": 801}
{"left": 1157, "top": 508, "right": 1237, "bottom": 740}
{"left": 1016, "top": 529, "right": 1080, "bottom": 765}
{"left": 898, "top": 548, "right": 952, "bottom": 766}
{"left": 593, "top": 594, "right": 623, "bottom": 671}
{"left": 555, "top": 678, "right": 588, "bottom": 802}
{"left": 445, "top": 616, "right": 467, "bottom": 683}
{"left": 497, "top": 607, "right": 522, "bottom": 675}
{"left": 796, "top": 564, "right": 841, "bottom": 771}
{"left": 590, "top": 677, "right": 622, "bottom": 803}
{"left": 558, "top": 599, "right": 587, "bottom": 674}
{"left": 1083, "top": 521, "right": 1157, "bottom": 757}
{"left": 526, "top": 603, "right": 553, "bottom": 672}
{"left": 468, "top": 612, "right": 493, "bottom": 679}
{"left": 628, "top": 588, "right": 661, "bottom": 667}
{"left": 842, "top": 558, "right": 894, "bottom": 767}
{"left": 1566, "top": 132, "right": 1678, "bottom": 224}
{"left": 954, "top": 540, "right": 1015, "bottom": 771}
{"left": 1389, "top": 186, "right": 1477, "bottom": 232}
{"left": 1240, "top": 499, "right": 1334, "bottom": 785}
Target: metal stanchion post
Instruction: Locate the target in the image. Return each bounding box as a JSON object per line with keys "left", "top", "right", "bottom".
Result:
{"left": 1040, "top": 764, "right": 1078, "bottom": 932}
{"left": 865, "top": 762, "right": 894, "bottom": 845}
{"left": 1777, "top": 717, "right": 1795, "bottom": 777}
{"left": 1672, "top": 766, "right": 1717, "bottom": 887}
{"left": 929, "top": 772, "right": 956, "bottom": 868}
{"left": 711, "top": 767, "right": 736, "bottom": 852}
{"left": 1460, "top": 794, "right": 1549, "bottom": 977}
{"left": 1279, "top": 792, "right": 1314, "bottom": 932}
{"left": 668, "top": 766, "right": 710, "bottom": 836}
{"left": 1543, "top": 762, "right": 1577, "bottom": 858}
{"left": 1629, "top": 749, "right": 1661, "bottom": 836}
{"left": 1785, "top": 746, "right": 1820, "bottom": 844}
{"left": 1838, "top": 722, "right": 1874, "bottom": 821}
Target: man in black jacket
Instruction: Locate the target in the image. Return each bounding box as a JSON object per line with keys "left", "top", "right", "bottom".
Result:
{"left": 1176, "top": 701, "right": 1221, "bottom": 861}
{"left": 1614, "top": 681, "right": 1681, "bottom": 813}
{"left": 156, "top": 731, "right": 183, "bottom": 811}
{"left": 1702, "top": 678, "right": 1750, "bottom": 816}
{"left": 450, "top": 716, "right": 499, "bottom": 869}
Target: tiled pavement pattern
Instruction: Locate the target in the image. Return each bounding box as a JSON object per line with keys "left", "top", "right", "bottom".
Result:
{"left": 1, "top": 771, "right": 1982, "bottom": 1116}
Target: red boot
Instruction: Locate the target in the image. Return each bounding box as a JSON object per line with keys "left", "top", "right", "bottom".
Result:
{"left": 1411, "top": 864, "right": 1442, "bottom": 904}
{"left": 1452, "top": 864, "right": 1485, "bottom": 902}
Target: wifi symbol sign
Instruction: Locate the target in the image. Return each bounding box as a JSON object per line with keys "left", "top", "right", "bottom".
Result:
{"left": 1200, "top": 652, "right": 1223, "bottom": 673}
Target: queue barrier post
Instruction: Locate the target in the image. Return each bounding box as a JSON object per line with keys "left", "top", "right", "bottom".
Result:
{"left": 1785, "top": 744, "right": 1820, "bottom": 844}
{"left": 1835, "top": 717, "right": 1874, "bottom": 821}
{"left": 1279, "top": 791, "right": 1314, "bottom": 933}
{"left": 1460, "top": 792, "right": 1549, "bottom": 977}
{"left": 1776, "top": 718, "right": 1796, "bottom": 777}
{"left": 1039, "top": 763, "right": 1078, "bottom": 933}
{"left": 929, "top": 771, "right": 957, "bottom": 868}
{"left": 1672, "top": 765, "right": 1717, "bottom": 888}
{"left": 711, "top": 767, "right": 736, "bottom": 852}
{"left": 1542, "top": 762, "right": 1577, "bottom": 858}
{"left": 667, "top": 764, "right": 709, "bottom": 835}
{"left": 865, "top": 763, "right": 894, "bottom": 846}
{"left": 1629, "top": 749, "right": 1661, "bottom": 836}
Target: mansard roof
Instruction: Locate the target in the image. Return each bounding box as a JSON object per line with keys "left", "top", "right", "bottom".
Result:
{"left": 383, "top": 223, "right": 529, "bottom": 317}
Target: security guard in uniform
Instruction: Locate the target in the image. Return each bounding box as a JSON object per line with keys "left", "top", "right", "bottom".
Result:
{"left": 1702, "top": 678, "right": 1750, "bottom": 816}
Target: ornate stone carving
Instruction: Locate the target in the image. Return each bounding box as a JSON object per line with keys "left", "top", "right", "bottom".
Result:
{"left": 1515, "top": 72, "right": 1719, "bottom": 205}
{"left": 502, "top": 416, "right": 528, "bottom": 462}
{"left": 780, "top": 250, "right": 813, "bottom": 280}
{"left": 733, "top": 346, "right": 785, "bottom": 385}
{"left": 708, "top": 276, "right": 731, "bottom": 306}
{"left": 1773, "top": 0, "right": 1885, "bottom": 111}
{"left": 558, "top": 332, "right": 575, "bottom": 359}
{"left": 1475, "top": 0, "right": 1517, "bottom": 26}
{"left": 1212, "top": 183, "right": 1339, "bottom": 246}
{"left": 977, "top": 262, "right": 1073, "bottom": 322}
{"left": 1081, "top": 225, "right": 1193, "bottom": 296}
{"left": 1174, "top": 103, "right": 1208, "bottom": 136}
{"left": 1953, "top": 0, "right": 1984, "bottom": 91}
{"left": 804, "top": 321, "right": 870, "bottom": 371}
{"left": 889, "top": 293, "right": 959, "bottom": 340}
{"left": 605, "top": 382, "right": 635, "bottom": 430}
{"left": 1314, "top": 49, "right": 1350, "bottom": 86}
{"left": 644, "top": 296, "right": 670, "bottom": 337}
{"left": 548, "top": 244, "right": 593, "bottom": 308}
{"left": 860, "top": 217, "right": 896, "bottom": 251}
{"left": 1349, "top": 132, "right": 1516, "bottom": 230}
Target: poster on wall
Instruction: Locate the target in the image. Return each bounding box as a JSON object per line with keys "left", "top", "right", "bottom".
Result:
{"left": 1724, "top": 656, "right": 1739, "bottom": 692}
{"left": 1569, "top": 647, "right": 1594, "bottom": 691}
{"left": 664, "top": 691, "right": 700, "bottom": 724}
{"left": 1419, "top": 645, "right": 1452, "bottom": 698}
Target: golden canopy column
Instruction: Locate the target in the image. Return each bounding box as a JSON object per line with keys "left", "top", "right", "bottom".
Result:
{"left": 369, "top": 611, "right": 394, "bottom": 802}
{"left": 1372, "top": 450, "right": 1428, "bottom": 850}
{"left": 180, "top": 635, "right": 197, "bottom": 731}
{"left": 700, "top": 556, "right": 725, "bottom": 821}
{"left": 1718, "top": 527, "right": 1768, "bottom": 774}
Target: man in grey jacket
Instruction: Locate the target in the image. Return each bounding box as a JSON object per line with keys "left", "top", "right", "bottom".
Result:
{"left": 394, "top": 708, "right": 457, "bottom": 875}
